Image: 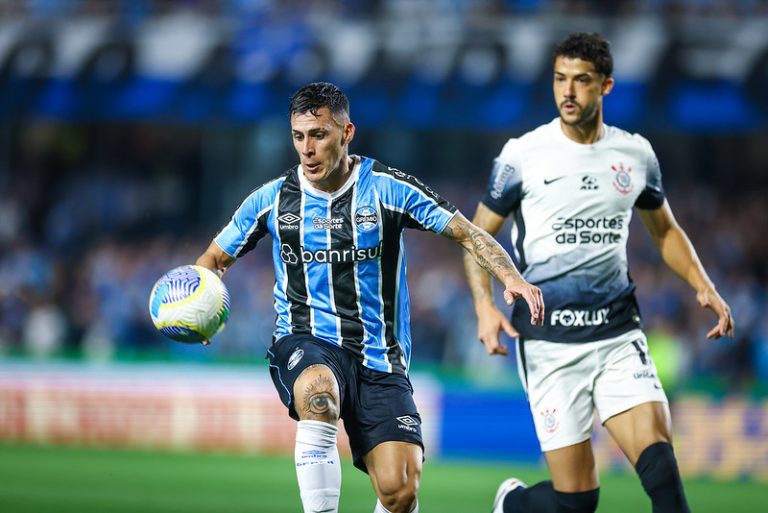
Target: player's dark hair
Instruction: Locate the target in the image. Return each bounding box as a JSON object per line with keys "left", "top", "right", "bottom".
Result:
{"left": 289, "top": 82, "right": 350, "bottom": 123}
{"left": 553, "top": 33, "right": 613, "bottom": 77}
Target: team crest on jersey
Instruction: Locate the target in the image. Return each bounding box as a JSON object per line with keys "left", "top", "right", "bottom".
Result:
{"left": 540, "top": 408, "right": 560, "bottom": 434}
{"left": 355, "top": 206, "right": 379, "bottom": 232}
{"left": 287, "top": 348, "right": 304, "bottom": 370}
{"left": 611, "top": 163, "right": 634, "bottom": 196}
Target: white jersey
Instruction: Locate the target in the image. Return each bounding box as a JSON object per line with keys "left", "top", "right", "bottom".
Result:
{"left": 482, "top": 118, "right": 665, "bottom": 343}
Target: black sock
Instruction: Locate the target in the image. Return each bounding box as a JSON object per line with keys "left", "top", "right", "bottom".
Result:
{"left": 554, "top": 489, "right": 599, "bottom": 513}
{"left": 503, "top": 481, "right": 556, "bottom": 512}
{"left": 503, "top": 481, "right": 598, "bottom": 513}
{"left": 635, "top": 442, "right": 691, "bottom": 513}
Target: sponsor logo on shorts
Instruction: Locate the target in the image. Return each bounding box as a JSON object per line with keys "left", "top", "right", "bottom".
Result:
{"left": 550, "top": 307, "right": 609, "bottom": 327}
{"left": 396, "top": 415, "right": 419, "bottom": 433}
{"left": 633, "top": 369, "right": 657, "bottom": 380}
{"left": 540, "top": 408, "right": 559, "bottom": 434}
{"left": 287, "top": 348, "right": 304, "bottom": 371}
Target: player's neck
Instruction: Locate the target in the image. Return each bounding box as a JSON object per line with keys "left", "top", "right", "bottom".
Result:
{"left": 313, "top": 155, "right": 355, "bottom": 193}
{"left": 559, "top": 115, "right": 603, "bottom": 145}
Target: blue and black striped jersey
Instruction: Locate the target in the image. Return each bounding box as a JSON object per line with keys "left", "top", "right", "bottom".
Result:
{"left": 215, "top": 156, "right": 457, "bottom": 374}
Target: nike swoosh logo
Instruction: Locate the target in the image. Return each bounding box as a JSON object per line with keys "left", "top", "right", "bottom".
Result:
{"left": 543, "top": 176, "right": 566, "bottom": 185}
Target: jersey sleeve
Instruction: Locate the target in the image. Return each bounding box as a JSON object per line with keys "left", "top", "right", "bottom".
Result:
{"left": 214, "top": 178, "right": 281, "bottom": 258}
{"left": 634, "top": 137, "right": 665, "bottom": 210}
{"left": 377, "top": 167, "right": 458, "bottom": 233}
{"left": 481, "top": 139, "right": 523, "bottom": 216}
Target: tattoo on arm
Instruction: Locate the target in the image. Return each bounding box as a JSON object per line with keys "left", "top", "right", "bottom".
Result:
{"left": 467, "top": 227, "right": 516, "bottom": 281}
{"left": 446, "top": 215, "right": 518, "bottom": 284}
{"left": 463, "top": 251, "right": 494, "bottom": 303}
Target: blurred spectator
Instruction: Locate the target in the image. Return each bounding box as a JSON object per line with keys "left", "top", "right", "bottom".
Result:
{"left": 0, "top": 0, "right": 766, "bottom": 395}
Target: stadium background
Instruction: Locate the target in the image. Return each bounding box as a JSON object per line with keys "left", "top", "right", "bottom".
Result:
{"left": 0, "top": 0, "right": 767, "bottom": 511}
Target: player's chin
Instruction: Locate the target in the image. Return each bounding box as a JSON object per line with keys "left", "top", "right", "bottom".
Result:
{"left": 559, "top": 112, "right": 581, "bottom": 125}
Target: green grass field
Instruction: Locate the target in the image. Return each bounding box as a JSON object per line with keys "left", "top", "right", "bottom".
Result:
{"left": 0, "top": 443, "right": 763, "bottom": 512}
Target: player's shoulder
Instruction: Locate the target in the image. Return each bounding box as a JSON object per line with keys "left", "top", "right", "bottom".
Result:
{"left": 498, "top": 119, "right": 558, "bottom": 159}
{"left": 604, "top": 124, "right": 654, "bottom": 154}
{"left": 368, "top": 157, "right": 421, "bottom": 187}
{"left": 242, "top": 168, "right": 293, "bottom": 204}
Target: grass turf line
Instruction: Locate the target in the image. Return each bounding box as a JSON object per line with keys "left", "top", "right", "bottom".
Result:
{"left": 0, "top": 443, "right": 762, "bottom": 513}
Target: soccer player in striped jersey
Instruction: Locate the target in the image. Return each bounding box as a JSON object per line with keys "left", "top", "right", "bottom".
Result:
{"left": 195, "top": 82, "right": 544, "bottom": 513}
{"left": 464, "top": 33, "right": 734, "bottom": 513}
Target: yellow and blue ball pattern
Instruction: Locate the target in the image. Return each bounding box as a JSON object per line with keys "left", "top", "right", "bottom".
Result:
{"left": 149, "top": 265, "right": 230, "bottom": 343}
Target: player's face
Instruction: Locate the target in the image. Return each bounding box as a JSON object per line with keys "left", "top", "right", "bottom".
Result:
{"left": 553, "top": 56, "right": 613, "bottom": 127}
{"left": 291, "top": 107, "right": 355, "bottom": 192}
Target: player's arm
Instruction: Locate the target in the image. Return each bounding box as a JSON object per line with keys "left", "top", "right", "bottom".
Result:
{"left": 637, "top": 200, "right": 734, "bottom": 339}
{"left": 460, "top": 204, "right": 519, "bottom": 355}
{"left": 196, "top": 241, "right": 236, "bottom": 277}
{"left": 443, "top": 211, "right": 544, "bottom": 345}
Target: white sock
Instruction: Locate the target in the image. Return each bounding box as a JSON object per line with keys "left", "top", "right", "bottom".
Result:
{"left": 374, "top": 499, "right": 419, "bottom": 512}
{"left": 295, "top": 420, "right": 341, "bottom": 513}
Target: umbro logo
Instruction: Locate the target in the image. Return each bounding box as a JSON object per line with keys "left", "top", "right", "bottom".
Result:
{"left": 397, "top": 416, "right": 418, "bottom": 426}
{"left": 543, "top": 176, "right": 566, "bottom": 185}
{"left": 278, "top": 213, "right": 301, "bottom": 230}
{"left": 396, "top": 415, "right": 419, "bottom": 433}
{"left": 278, "top": 213, "right": 301, "bottom": 225}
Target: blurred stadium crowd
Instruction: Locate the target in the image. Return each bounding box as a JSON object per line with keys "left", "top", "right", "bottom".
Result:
{"left": 1, "top": 121, "right": 766, "bottom": 392}
{"left": 0, "top": 0, "right": 767, "bottom": 393}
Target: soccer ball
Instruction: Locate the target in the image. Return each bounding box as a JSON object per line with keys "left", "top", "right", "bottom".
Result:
{"left": 149, "top": 265, "right": 231, "bottom": 343}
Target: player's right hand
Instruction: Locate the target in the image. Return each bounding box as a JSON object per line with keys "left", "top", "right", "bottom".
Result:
{"left": 476, "top": 303, "right": 519, "bottom": 356}
{"left": 697, "top": 287, "right": 735, "bottom": 339}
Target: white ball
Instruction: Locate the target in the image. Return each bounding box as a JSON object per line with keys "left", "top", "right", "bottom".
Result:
{"left": 149, "top": 265, "right": 231, "bottom": 343}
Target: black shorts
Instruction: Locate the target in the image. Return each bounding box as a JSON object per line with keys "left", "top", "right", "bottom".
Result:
{"left": 267, "top": 333, "right": 424, "bottom": 472}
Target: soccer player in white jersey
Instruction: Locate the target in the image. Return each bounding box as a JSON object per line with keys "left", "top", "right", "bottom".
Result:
{"left": 463, "top": 33, "right": 734, "bottom": 513}
{"left": 194, "top": 82, "right": 544, "bottom": 513}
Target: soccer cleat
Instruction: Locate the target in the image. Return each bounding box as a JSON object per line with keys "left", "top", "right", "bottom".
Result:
{"left": 491, "top": 477, "right": 527, "bottom": 513}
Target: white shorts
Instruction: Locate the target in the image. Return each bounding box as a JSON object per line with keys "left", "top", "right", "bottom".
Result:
{"left": 516, "top": 329, "right": 668, "bottom": 452}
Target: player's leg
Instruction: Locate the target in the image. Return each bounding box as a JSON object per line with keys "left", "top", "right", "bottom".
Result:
{"left": 292, "top": 363, "right": 343, "bottom": 513}
{"left": 604, "top": 402, "right": 690, "bottom": 513}
{"left": 494, "top": 339, "right": 600, "bottom": 513}
{"left": 364, "top": 441, "right": 422, "bottom": 513}
{"left": 595, "top": 331, "right": 689, "bottom": 513}
{"left": 495, "top": 441, "right": 600, "bottom": 513}
{"left": 267, "top": 335, "right": 348, "bottom": 513}
{"left": 342, "top": 367, "right": 424, "bottom": 513}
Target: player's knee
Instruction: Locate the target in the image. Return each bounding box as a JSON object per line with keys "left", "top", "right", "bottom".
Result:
{"left": 294, "top": 365, "right": 340, "bottom": 423}
{"left": 554, "top": 488, "right": 599, "bottom": 513}
{"left": 376, "top": 473, "right": 419, "bottom": 513}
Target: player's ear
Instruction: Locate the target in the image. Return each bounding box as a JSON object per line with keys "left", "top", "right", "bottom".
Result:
{"left": 601, "top": 76, "right": 614, "bottom": 96}
{"left": 342, "top": 122, "right": 355, "bottom": 146}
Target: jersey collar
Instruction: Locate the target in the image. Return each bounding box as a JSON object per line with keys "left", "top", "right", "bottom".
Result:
{"left": 298, "top": 156, "right": 361, "bottom": 200}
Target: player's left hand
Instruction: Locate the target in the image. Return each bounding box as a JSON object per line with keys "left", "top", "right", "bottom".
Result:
{"left": 503, "top": 278, "right": 545, "bottom": 326}
{"left": 697, "top": 287, "right": 734, "bottom": 339}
